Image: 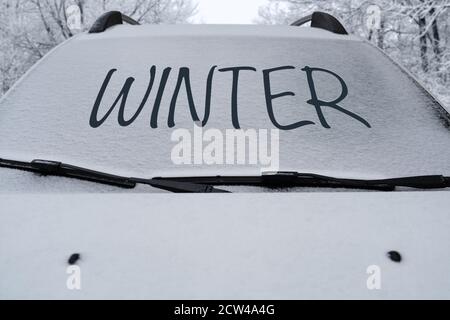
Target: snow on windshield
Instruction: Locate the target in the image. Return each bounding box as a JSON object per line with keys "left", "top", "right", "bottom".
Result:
{"left": 0, "top": 25, "right": 449, "bottom": 192}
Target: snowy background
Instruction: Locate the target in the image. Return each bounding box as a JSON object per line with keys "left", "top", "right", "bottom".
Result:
{"left": 0, "top": 0, "right": 449, "bottom": 109}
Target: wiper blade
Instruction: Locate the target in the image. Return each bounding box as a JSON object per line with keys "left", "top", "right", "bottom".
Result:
{"left": 0, "top": 158, "right": 229, "bottom": 193}
{"left": 261, "top": 172, "right": 450, "bottom": 190}
{"left": 154, "top": 171, "right": 450, "bottom": 191}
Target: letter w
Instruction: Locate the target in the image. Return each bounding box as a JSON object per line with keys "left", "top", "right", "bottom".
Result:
{"left": 89, "top": 67, "right": 155, "bottom": 128}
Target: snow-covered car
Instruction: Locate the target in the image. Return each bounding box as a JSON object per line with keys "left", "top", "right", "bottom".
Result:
{"left": 1, "top": 11, "right": 449, "bottom": 299}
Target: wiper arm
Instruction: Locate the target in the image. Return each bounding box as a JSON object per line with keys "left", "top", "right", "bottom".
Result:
{"left": 0, "top": 158, "right": 229, "bottom": 193}
{"left": 154, "top": 171, "right": 450, "bottom": 191}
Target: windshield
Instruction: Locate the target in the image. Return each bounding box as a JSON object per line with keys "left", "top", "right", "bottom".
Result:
{"left": 0, "top": 25, "right": 449, "bottom": 193}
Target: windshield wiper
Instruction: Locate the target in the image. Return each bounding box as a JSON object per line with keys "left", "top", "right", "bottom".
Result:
{"left": 153, "top": 171, "right": 450, "bottom": 191}
{"left": 0, "top": 158, "right": 229, "bottom": 193}
{"left": 2, "top": 158, "right": 448, "bottom": 192}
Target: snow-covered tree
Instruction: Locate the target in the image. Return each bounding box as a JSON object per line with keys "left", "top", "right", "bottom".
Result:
{"left": 0, "top": 0, "right": 197, "bottom": 96}
{"left": 257, "top": 0, "right": 450, "bottom": 107}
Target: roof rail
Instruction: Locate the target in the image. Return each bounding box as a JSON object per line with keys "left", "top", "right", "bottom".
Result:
{"left": 291, "top": 11, "right": 348, "bottom": 35}
{"left": 89, "top": 11, "right": 140, "bottom": 34}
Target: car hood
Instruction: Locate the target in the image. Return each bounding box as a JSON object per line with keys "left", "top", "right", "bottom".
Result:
{"left": 1, "top": 191, "right": 449, "bottom": 299}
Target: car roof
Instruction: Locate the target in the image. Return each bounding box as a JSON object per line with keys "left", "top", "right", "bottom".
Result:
{"left": 0, "top": 24, "right": 449, "bottom": 192}
{"left": 85, "top": 23, "right": 359, "bottom": 40}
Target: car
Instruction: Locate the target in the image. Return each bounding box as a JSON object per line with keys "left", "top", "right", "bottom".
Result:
{"left": 0, "top": 11, "right": 449, "bottom": 299}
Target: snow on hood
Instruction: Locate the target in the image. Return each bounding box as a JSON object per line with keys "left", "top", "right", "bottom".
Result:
{"left": 0, "top": 24, "right": 449, "bottom": 192}
{"left": 1, "top": 191, "right": 450, "bottom": 299}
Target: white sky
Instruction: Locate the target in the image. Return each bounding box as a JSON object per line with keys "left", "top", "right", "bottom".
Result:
{"left": 194, "top": 0, "right": 271, "bottom": 24}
